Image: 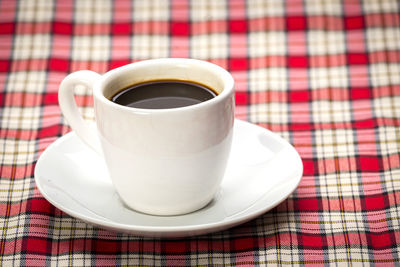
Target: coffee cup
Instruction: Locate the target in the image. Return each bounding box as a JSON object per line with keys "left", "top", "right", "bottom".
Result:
{"left": 58, "top": 58, "right": 235, "bottom": 216}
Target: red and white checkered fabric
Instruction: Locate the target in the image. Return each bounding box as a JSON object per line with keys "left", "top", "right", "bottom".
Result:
{"left": 1, "top": 0, "right": 400, "bottom": 265}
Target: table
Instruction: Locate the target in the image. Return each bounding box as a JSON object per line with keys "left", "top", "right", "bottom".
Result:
{"left": 1, "top": 0, "right": 400, "bottom": 265}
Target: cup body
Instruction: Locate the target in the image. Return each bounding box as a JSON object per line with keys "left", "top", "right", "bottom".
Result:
{"left": 92, "top": 59, "right": 234, "bottom": 215}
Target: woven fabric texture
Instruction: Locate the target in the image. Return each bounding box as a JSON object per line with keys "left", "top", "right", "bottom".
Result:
{"left": 1, "top": 0, "right": 400, "bottom": 266}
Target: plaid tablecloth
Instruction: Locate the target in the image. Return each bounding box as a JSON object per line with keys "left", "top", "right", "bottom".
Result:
{"left": 1, "top": 0, "right": 400, "bottom": 266}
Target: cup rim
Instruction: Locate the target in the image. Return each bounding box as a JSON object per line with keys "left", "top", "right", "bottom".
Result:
{"left": 93, "top": 58, "right": 234, "bottom": 113}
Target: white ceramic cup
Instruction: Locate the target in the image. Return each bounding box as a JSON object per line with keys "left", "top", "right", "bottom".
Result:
{"left": 58, "top": 58, "right": 235, "bottom": 216}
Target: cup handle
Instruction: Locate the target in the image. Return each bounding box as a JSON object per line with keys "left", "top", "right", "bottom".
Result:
{"left": 58, "top": 70, "right": 103, "bottom": 155}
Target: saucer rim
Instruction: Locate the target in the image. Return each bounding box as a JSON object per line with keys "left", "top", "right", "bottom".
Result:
{"left": 35, "top": 119, "right": 303, "bottom": 237}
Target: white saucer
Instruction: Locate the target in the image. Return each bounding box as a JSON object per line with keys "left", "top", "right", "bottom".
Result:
{"left": 35, "top": 119, "right": 303, "bottom": 238}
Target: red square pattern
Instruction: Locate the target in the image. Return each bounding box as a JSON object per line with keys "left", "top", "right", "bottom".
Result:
{"left": 38, "top": 125, "right": 60, "bottom": 139}
{"left": 369, "top": 232, "right": 392, "bottom": 249}
{"left": 0, "top": 22, "right": 14, "bottom": 34}
{"left": 296, "top": 198, "right": 319, "bottom": 211}
{"left": 364, "top": 195, "right": 386, "bottom": 210}
{"left": 302, "top": 159, "right": 315, "bottom": 176}
{"left": 25, "top": 238, "right": 48, "bottom": 254}
{"left": 229, "top": 58, "right": 248, "bottom": 71}
{"left": 43, "top": 93, "right": 58, "bottom": 105}
{"left": 171, "top": 22, "right": 190, "bottom": 36}
{"left": 30, "top": 198, "right": 52, "bottom": 214}
{"left": 354, "top": 119, "right": 375, "bottom": 129}
{"left": 163, "top": 241, "right": 187, "bottom": 254}
{"left": 288, "top": 56, "right": 308, "bottom": 68}
{"left": 301, "top": 235, "right": 323, "bottom": 248}
{"left": 53, "top": 22, "right": 73, "bottom": 35}
{"left": 0, "top": 60, "right": 10, "bottom": 72}
{"left": 345, "top": 16, "right": 364, "bottom": 30}
{"left": 229, "top": 20, "right": 247, "bottom": 33}
{"left": 235, "top": 92, "right": 248, "bottom": 105}
{"left": 359, "top": 156, "right": 381, "bottom": 172}
{"left": 348, "top": 53, "right": 368, "bottom": 65}
{"left": 110, "top": 59, "right": 131, "bottom": 70}
{"left": 234, "top": 237, "right": 255, "bottom": 251}
{"left": 94, "top": 240, "right": 118, "bottom": 254}
{"left": 49, "top": 58, "right": 69, "bottom": 72}
{"left": 112, "top": 23, "right": 131, "bottom": 35}
{"left": 351, "top": 88, "right": 371, "bottom": 100}
{"left": 290, "top": 90, "right": 310, "bottom": 102}
{"left": 287, "top": 16, "right": 306, "bottom": 30}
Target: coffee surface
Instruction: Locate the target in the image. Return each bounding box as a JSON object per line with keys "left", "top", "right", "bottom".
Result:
{"left": 111, "top": 80, "right": 217, "bottom": 109}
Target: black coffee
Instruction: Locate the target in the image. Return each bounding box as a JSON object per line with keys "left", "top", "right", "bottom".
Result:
{"left": 111, "top": 80, "right": 217, "bottom": 109}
